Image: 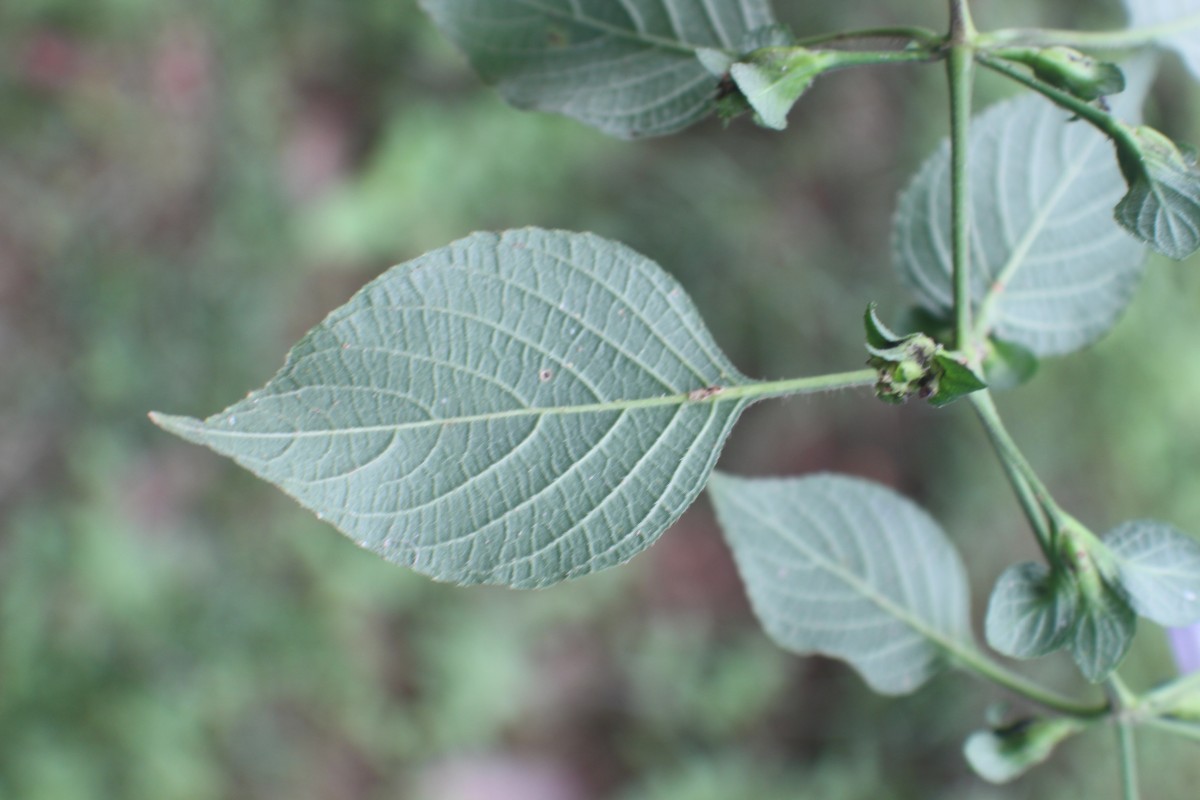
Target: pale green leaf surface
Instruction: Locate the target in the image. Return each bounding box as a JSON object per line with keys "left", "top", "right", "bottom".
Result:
{"left": 1125, "top": 0, "right": 1200, "bottom": 79}
{"left": 418, "top": 0, "right": 775, "bottom": 138}
{"left": 151, "top": 229, "right": 752, "bottom": 588}
{"left": 708, "top": 473, "right": 971, "bottom": 695}
{"left": 1068, "top": 583, "right": 1136, "bottom": 682}
{"left": 985, "top": 562, "right": 1077, "bottom": 659}
{"left": 1105, "top": 520, "right": 1200, "bottom": 626}
{"left": 893, "top": 88, "right": 1148, "bottom": 355}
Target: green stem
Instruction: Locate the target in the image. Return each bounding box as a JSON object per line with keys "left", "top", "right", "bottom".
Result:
{"left": 969, "top": 390, "right": 1060, "bottom": 554}
{"left": 794, "top": 25, "right": 944, "bottom": 48}
{"left": 1139, "top": 670, "right": 1200, "bottom": 716}
{"left": 976, "top": 53, "right": 1139, "bottom": 154}
{"left": 948, "top": 640, "right": 1108, "bottom": 718}
{"left": 826, "top": 49, "right": 941, "bottom": 69}
{"left": 946, "top": 6, "right": 976, "bottom": 354}
{"left": 1142, "top": 716, "right": 1200, "bottom": 742}
{"left": 980, "top": 14, "right": 1200, "bottom": 51}
{"left": 722, "top": 369, "right": 878, "bottom": 402}
{"left": 1116, "top": 718, "right": 1141, "bottom": 800}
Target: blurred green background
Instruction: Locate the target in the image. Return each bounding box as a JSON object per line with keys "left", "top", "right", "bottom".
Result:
{"left": 1, "top": 1, "right": 1198, "bottom": 798}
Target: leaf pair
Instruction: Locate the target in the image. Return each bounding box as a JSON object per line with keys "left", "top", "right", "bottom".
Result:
{"left": 986, "top": 520, "right": 1200, "bottom": 681}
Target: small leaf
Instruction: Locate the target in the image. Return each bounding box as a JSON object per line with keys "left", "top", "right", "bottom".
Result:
{"left": 1105, "top": 520, "right": 1200, "bottom": 626}
{"left": 419, "top": 0, "right": 777, "bottom": 138}
{"left": 708, "top": 473, "right": 972, "bottom": 695}
{"left": 864, "top": 303, "right": 905, "bottom": 348}
{"left": 729, "top": 47, "right": 838, "bottom": 130}
{"left": 928, "top": 353, "right": 987, "bottom": 407}
{"left": 894, "top": 81, "right": 1150, "bottom": 356}
{"left": 1068, "top": 581, "right": 1137, "bottom": 682}
{"left": 151, "top": 229, "right": 753, "bottom": 588}
{"left": 1124, "top": 0, "right": 1200, "bottom": 79}
{"left": 1114, "top": 125, "right": 1200, "bottom": 260}
{"left": 964, "top": 717, "right": 1084, "bottom": 784}
{"left": 985, "top": 562, "right": 1077, "bottom": 659}
{"left": 981, "top": 337, "right": 1038, "bottom": 391}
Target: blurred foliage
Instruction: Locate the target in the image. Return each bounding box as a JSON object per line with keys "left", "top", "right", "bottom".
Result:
{"left": 1, "top": 0, "right": 1198, "bottom": 798}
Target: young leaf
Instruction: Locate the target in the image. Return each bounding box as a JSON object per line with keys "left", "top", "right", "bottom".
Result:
{"left": 1067, "top": 581, "right": 1137, "bottom": 682}
{"left": 985, "top": 562, "right": 1077, "bottom": 659}
{"left": 729, "top": 47, "right": 838, "bottom": 130}
{"left": 151, "top": 229, "right": 753, "bottom": 588}
{"left": 708, "top": 473, "right": 972, "bottom": 695}
{"left": 893, "top": 86, "right": 1149, "bottom": 356}
{"left": 1113, "top": 125, "right": 1200, "bottom": 260}
{"left": 418, "top": 0, "right": 776, "bottom": 138}
{"left": 964, "top": 717, "right": 1084, "bottom": 784}
{"left": 999, "top": 46, "right": 1126, "bottom": 101}
{"left": 1124, "top": 0, "right": 1200, "bottom": 79}
{"left": 1105, "top": 520, "right": 1200, "bottom": 626}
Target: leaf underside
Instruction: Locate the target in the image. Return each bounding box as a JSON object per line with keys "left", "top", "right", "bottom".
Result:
{"left": 152, "top": 229, "right": 752, "bottom": 588}
{"left": 1125, "top": 0, "right": 1200, "bottom": 79}
{"left": 709, "top": 473, "right": 971, "bottom": 695}
{"left": 1105, "top": 520, "right": 1200, "bottom": 626}
{"left": 985, "top": 561, "right": 1077, "bottom": 659}
{"left": 893, "top": 86, "right": 1148, "bottom": 356}
{"left": 418, "top": 0, "right": 776, "bottom": 138}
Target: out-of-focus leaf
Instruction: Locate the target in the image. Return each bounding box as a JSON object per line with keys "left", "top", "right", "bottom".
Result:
{"left": 1124, "top": 0, "right": 1200, "bottom": 79}
{"left": 964, "top": 717, "right": 1084, "bottom": 784}
{"left": 1105, "top": 520, "right": 1200, "bottom": 626}
{"left": 709, "top": 473, "right": 971, "bottom": 695}
{"left": 1114, "top": 125, "right": 1200, "bottom": 260}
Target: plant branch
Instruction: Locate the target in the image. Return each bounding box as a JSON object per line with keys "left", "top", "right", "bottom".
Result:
{"left": 1139, "top": 670, "right": 1200, "bottom": 716}
{"left": 1142, "top": 716, "right": 1200, "bottom": 742}
{"left": 946, "top": 12, "right": 976, "bottom": 354}
{"left": 980, "top": 14, "right": 1200, "bottom": 51}
{"left": 969, "top": 391, "right": 1064, "bottom": 554}
{"left": 947, "top": 640, "right": 1108, "bottom": 718}
{"left": 793, "top": 26, "right": 943, "bottom": 49}
{"left": 976, "top": 53, "right": 1140, "bottom": 154}
{"left": 723, "top": 368, "right": 878, "bottom": 402}
{"left": 1116, "top": 718, "right": 1141, "bottom": 800}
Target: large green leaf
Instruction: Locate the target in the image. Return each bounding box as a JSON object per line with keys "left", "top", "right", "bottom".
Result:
{"left": 151, "top": 229, "right": 753, "bottom": 588}
{"left": 418, "top": 0, "right": 776, "bottom": 138}
{"left": 893, "top": 89, "right": 1148, "bottom": 356}
{"left": 708, "top": 473, "right": 971, "bottom": 695}
{"left": 1125, "top": 0, "right": 1200, "bottom": 79}
{"left": 1105, "top": 520, "right": 1200, "bottom": 626}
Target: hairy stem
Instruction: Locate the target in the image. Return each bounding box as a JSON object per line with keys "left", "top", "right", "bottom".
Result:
{"left": 947, "top": 2, "right": 977, "bottom": 353}
{"left": 969, "top": 391, "right": 1063, "bottom": 554}
{"left": 793, "top": 25, "right": 944, "bottom": 48}
{"left": 723, "top": 369, "right": 878, "bottom": 402}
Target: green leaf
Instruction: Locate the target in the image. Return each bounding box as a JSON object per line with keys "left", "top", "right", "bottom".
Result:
{"left": 985, "top": 562, "right": 1077, "bottom": 659}
{"left": 708, "top": 473, "right": 972, "bottom": 695}
{"left": 151, "top": 229, "right": 753, "bottom": 588}
{"left": 1104, "top": 520, "right": 1200, "bottom": 626}
{"left": 1114, "top": 125, "right": 1200, "bottom": 260}
{"left": 729, "top": 47, "right": 838, "bottom": 130}
{"left": 893, "top": 87, "right": 1149, "bottom": 356}
{"left": 964, "top": 717, "right": 1084, "bottom": 784}
{"left": 418, "top": 0, "right": 776, "bottom": 138}
{"left": 1068, "top": 581, "right": 1136, "bottom": 682}
{"left": 981, "top": 337, "right": 1038, "bottom": 391}
{"left": 1124, "top": 0, "right": 1200, "bottom": 79}
{"left": 928, "top": 353, "right": 987, "bottom": 407}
